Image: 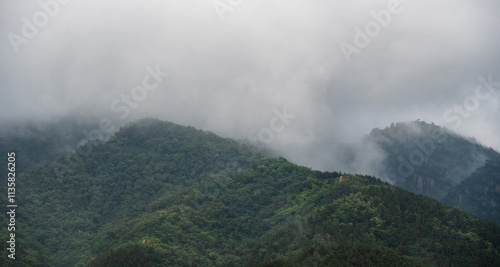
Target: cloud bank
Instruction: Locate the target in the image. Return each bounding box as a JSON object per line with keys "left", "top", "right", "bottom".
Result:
{"left": 1, "top": 0, "right": 499, "bottom": 172}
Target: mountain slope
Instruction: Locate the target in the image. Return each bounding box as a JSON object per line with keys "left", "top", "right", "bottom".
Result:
{"left": 87, "top": 158, "right": 500, "bottom": 266}
{"left": 367, "top": 121, "right": 500, "bottom": 200}
{"left": 443, "top": 160, "right": 500, "bottom": 224}
{"left": 3, "top": 119, "right": 500, "bottom": 266}
{"left": 90, "top": 163, "right": 500, "bottom": 266}
{"left": 12, "top": 118, "right": 261, "bottom": 266}
{"left": 0, "top": 117, "right": 109, "bottom": 178}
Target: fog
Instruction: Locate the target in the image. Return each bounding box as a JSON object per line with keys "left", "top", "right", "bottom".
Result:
{"left": 1, "top": 0, "right": 499, "bottom": 173}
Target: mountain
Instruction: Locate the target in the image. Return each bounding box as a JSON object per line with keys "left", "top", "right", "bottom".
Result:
{"left": 443, "top": 160, "right": 500, "bottom": 224}
{"left": 2, "top": 118, "right": 500, "bottom": 266}
{"left": 2, "top": 118, "right": 262, "bottom": 266}
{"left": 362, "top": 121, "right": 500, "bottom": 224}
{"left": 367, "top": 121, "right": 500, "bottom": 199}
{"left": 0, "top": 117, "right": 108, "bottom": 175}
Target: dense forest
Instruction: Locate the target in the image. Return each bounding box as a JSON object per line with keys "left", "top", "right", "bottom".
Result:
{"left": 1, "top": 119, "right": 499, "bottom": 266}
{"left": 0, "top": 117, "right": 106, "bottom": 175}
{"left": 365, "top": 121, "right": 500, "bottom": 223}
{"left": 443, "top": 160, "right": 500, "bottom": 224}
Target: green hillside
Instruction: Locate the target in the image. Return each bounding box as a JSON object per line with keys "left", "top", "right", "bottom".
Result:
{"left": 0, "top": 118, "right": 106, "bottom": 175}
{"left": 367, "top": 121, "right": 500, "bottom": 200}
{"left": 2, "top": 119, "right": 500, "bottom": 266}
{"left": 366, "top": 121, "right": 500, "bottom": 224}
{"left": 443, "top": 160, "right": 500, "bottom": 224}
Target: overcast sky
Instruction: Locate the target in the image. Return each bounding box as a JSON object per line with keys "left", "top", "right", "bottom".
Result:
{"left": 1, "top": 0, "right": 499, "bottom": 171}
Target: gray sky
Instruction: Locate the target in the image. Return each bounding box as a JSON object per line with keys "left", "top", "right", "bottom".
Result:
{"left": 1, "top": 0, "right": 499, "bottom": 172}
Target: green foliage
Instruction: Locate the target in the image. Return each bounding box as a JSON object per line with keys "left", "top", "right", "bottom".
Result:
{"left": 443, "top": 160, "right": 500, "bottom": 224}
{"left": 368, "top": 121, "right": 500, "bottom": 222}
{"left": 89, "top": 244, "right": 164, "bottom": 267}
{"left": 0, "top": 118, "right": 103, "bottom": 175}
{"left": 296, "top": 242, "right": 426, "bottom": 267}
{"left": 257, "top": 259, "right": 294, "bottom": 267}
{"left": 6, "top": 119, "right": 500, "bottom": 266}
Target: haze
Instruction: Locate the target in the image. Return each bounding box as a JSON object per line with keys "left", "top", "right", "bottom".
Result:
{"left": 1, "top": 0, "right": 499, "bottom": 173}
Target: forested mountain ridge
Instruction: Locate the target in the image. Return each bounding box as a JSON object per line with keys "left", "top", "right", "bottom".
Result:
{"left": 0, "top": 117, "right": 107, "bottom": 176}
{"left": 368, "top": 121, "right": 500, "bottom": 199}
{"left": 443, "top": 160, "right": 500, "bottom": 224}
{"left": 2, "top": 119, "right": 261, "bottom": 266}
{"left": 366, "top": 121, "right": 500, "bottom": 218}
{"left": 1, "top": 118, "right": 499, "bottom": 266}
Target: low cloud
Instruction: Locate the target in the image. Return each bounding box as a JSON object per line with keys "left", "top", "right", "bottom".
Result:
{"left": 1, "top": 0, "right": 499, "bottom": 172}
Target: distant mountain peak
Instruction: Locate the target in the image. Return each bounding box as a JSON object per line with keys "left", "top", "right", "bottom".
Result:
{"left": 369, "top": 120, "right": 450, "bottom": 141}
{"left": 366, "top": 121, "right": 500, "bottom": 202}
